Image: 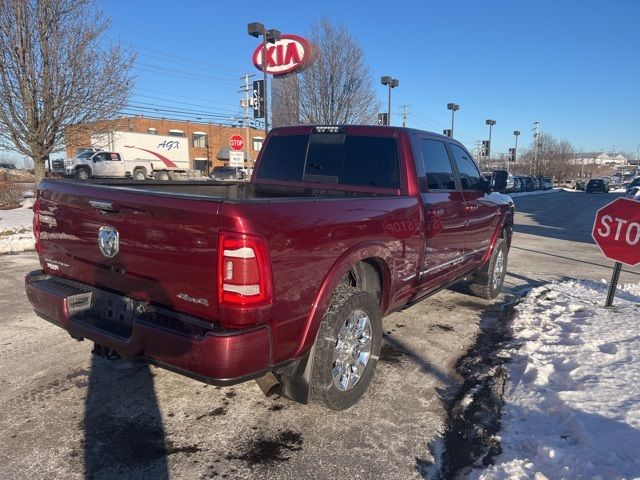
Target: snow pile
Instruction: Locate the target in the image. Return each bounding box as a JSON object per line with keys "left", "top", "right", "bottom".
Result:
{"left": 0, "top": 198, "right": 35, "bottom": 254}
{"left": 471, "top": 280, "right": 640, "bottom": 480}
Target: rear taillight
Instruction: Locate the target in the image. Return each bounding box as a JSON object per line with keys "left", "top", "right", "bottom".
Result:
{"left": 217, "top": 232, "right": 272, "bottom": 308}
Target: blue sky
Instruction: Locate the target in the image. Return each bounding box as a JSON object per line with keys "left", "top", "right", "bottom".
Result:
{"left": 100, "top": 0, "right": 640, "bottom": 156}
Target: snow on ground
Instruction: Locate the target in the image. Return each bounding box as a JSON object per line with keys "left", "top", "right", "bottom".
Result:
{"left": 0, "top": 198, "right": 35, "bottom": 254}
{"left": 470, "top": 280, "right": 640, "bottom": 480}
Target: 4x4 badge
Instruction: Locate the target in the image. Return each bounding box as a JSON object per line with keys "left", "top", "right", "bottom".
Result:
{"left": 98, "top": 226, "right": 119, "bottom": 258}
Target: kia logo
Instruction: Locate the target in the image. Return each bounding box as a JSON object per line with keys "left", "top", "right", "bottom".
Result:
{"left": 98, "top": 226, "right": 119, "bottom": 258}
{"left": 252, "top": 34, "right": 312, "bottom": 76}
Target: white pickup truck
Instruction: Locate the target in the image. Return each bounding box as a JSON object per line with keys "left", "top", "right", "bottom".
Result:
{"left": 64, "top": 150, "right": 186, "bottom": 180}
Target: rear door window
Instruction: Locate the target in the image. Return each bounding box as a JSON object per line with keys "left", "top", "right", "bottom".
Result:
{"left": 418, "top": 139, "right": 456, "bottom": 190}
{"left": 450, "top": 144, "right": 483, "bottom": 191}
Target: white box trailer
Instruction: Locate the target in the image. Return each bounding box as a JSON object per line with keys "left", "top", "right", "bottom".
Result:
{"left": 91, "top": 131, "right": 189, "bottom": 169}
{"left": 64, "top": 131, "right": 193, "bottom": 180}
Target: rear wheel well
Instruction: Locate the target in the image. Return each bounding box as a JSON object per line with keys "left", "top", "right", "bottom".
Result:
{"left": 339, "top": 259, "right": 383, "bottom": 305}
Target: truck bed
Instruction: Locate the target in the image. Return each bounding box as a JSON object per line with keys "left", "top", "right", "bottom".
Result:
{"left": 35, "top": 179, "right": 419, "bottom": 344}
{"left": 63, "top": 179, "right": 399, "bottom": 201}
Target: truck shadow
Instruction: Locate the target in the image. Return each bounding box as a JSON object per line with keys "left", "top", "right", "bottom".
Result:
{"left": 84, "top": 356, "right": 169, "bottom": 479}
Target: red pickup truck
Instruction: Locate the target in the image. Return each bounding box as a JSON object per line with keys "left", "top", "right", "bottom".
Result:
{"left": 26, "top": 125, "right": 514, "bottom": 410}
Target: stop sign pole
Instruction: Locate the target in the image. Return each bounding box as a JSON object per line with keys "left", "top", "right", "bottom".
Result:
{"left": 605, "top": 262, "right": 622, "bottom": 307}
{"left": 591, "top": 197, "right": 640, "bottom": 307}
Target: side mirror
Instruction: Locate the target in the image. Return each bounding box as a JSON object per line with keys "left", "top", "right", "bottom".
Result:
{"left": 491, "top": 170, "right": 512, "bottom": 192}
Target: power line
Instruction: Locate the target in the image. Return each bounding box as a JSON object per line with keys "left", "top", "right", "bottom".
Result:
{"left": 103, "top": 37, "right": 246, "bottom": 75}
{"left": 133, "top": 64, "right": 238, "bottom": 86}
{"left": 125, "top": 102, "right": 243, "bottom": 120}
{"left": 130, "top": 93, "right": 239, "bottom": 114}
{"left": 135, "top": 87, "right": 239, "bottom": 109}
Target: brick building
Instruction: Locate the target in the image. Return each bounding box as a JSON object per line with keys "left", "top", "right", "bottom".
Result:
{"left": 65, "top": 115, "right": 264, "bottom": 173}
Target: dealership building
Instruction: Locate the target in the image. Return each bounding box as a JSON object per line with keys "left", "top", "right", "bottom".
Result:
{"left": 64, "top": 115, "right": 265, "bottom": 173}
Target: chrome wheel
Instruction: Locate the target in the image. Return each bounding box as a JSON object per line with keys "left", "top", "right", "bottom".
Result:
{"left": 492, "top": 249, "right": 505, "bottom": 291}
{"left": 332, "top": 309, "right": 372, "bottom": 391}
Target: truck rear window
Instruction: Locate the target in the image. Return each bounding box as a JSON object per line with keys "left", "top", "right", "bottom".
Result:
{"left": 256, "top": 134, "right": 400, "bottom": 189}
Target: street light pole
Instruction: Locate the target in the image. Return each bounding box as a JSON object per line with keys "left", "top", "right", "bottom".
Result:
{"left": 248, "top": 23, "right": 281, "bottom": 138}
{"left": 485, "top": 119, "right": 496, "bottom": 166}
{"left": 447, "top": 103, "right": 459, "bottom": 137}
{"left": 513, "top": 130, "right": 520, "bottom": 172}
{"left": 381, "top": 76, "right": 399, "bottom": 126}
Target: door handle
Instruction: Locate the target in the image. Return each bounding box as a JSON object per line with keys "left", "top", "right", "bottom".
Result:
{"left": 428, "top": 208, "right": 445, "bottom": 216}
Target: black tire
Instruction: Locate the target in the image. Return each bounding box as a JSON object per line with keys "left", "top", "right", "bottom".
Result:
{"left": 310, "top": 286, "right": 382, "bottom": 411}
{"left": 133, "top": 168, "right": 147, "bottom": 181}
{"left": 155, "top": 171, "right": 170, "bottom": 181}
{"left": 75, "top": 167, "right": 90, "bottom": 180}
{"left": 468, "top": 238, "right": 508, "bottom": 300}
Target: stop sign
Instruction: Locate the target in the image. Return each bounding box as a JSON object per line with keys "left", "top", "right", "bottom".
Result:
{"left": 229, "top": 135, "right": 245, "bottom": 151}
{"left": 592, "top": 197, "right": 640, "bottom": 266}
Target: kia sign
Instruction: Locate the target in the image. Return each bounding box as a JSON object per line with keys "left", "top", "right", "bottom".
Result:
{"left": 229, "top": 135, "right": 245, "bottom": 152}
{"left": 592, "top": 197, "right": 640, "bottom": 266}
{"left": 252, "top": 34, "right": 311, "bottom": 76}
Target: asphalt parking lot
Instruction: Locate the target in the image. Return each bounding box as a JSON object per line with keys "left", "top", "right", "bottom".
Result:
{"left": 1, "top": 190, "right": 638, "bottom": 480}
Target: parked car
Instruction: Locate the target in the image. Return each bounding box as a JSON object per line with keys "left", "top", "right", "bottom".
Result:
{"left": 523, "top": 176, "right": 537, "bottom": 191}
{"left": 626, "top": 176, "right": 640, "bottom": 194}
{"left": 25, "top": 125, "right": 514, "bottom": 411}
{"left": 586, "top": 178, "right": 609, "bottom": 194}
{"left": 512, "top": 177, "right": 522, "bottom": 192}
{"left": 627, "top": 186, "right": 640, "bottom": 198}
{"left": 210, "top": 166, "right": 247, "bottom": 181}
{"left": 572, "top": 179, "right": 586, "bottom": 191}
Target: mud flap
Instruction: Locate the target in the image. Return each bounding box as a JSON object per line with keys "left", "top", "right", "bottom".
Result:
{"left": 275, "top": 346, "right": 315, "bottom": 404}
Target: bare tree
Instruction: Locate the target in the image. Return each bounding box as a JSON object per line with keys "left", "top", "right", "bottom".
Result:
{"left": 276, "top": 18, "right": 380, "bottom": 126}
{"left": 518, "top": 133, "right": 578, "bottom": 179}
{"left": 0, "top": 0, "right": 135, "bottom": 182}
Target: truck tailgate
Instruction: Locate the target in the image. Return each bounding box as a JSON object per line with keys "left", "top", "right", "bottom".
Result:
{"left": 36, "top": 181, "right": 221, "bottom": 322}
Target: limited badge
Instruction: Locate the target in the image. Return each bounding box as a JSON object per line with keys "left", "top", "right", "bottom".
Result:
{"left": 98, "top": 226, "right": 119, "bottom": 258}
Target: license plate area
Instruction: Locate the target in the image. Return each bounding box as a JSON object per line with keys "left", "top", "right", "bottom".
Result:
{"left": 72, "top": 289, "right": 144, "bottom": 339}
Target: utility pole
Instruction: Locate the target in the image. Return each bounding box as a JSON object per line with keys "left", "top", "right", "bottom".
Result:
{"left": 239, "top": 74, "right": 255, "bottom": 171}
{"left": 533, "top": 121, "right": 540, "bottom": 176}
{"left": 400, "top": 105, "right": 409, "bottom": 127}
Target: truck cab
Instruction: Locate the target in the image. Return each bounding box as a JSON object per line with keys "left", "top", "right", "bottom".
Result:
{"left": 65, "top": 150, "right": 125, "bottom": 180}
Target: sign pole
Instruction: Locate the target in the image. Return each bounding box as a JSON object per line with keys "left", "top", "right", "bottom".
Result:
{"left": 605, "top": 261, "right": 623, "bottom": 308}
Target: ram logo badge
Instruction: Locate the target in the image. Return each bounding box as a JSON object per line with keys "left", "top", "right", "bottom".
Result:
{"left": 98, "top": 226, "right": 119, "bottom": 258}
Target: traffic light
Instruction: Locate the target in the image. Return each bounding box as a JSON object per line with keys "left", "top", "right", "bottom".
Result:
{"left": 443, "top": 129, "right": 452, "bottom": 138}
{"left": 481, "top": 140, "right": 490, "bottom": 157}
{"left": 508, "top": 148, "right": 516, "bottom": 162}
{"left": 377, "top": 113, "right": 388, "bottom": 126}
